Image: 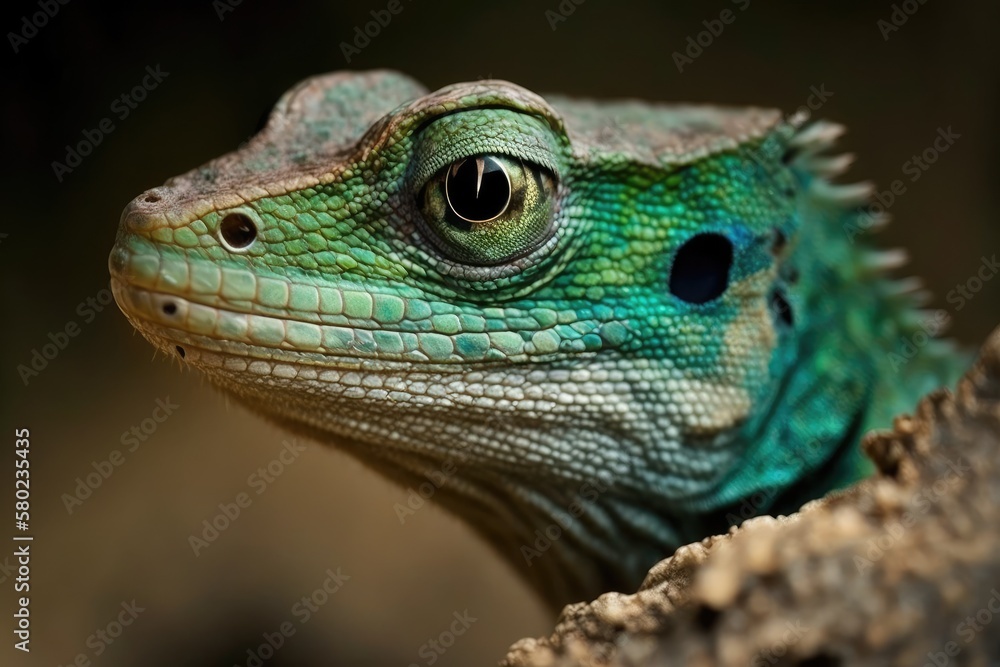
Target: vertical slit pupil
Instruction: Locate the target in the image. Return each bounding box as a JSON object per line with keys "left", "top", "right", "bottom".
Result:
{"left": 445, "top": 156, "right": 510, "bottom": 224}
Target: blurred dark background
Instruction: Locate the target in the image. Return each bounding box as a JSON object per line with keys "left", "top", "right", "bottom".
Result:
{"left": 2, "top": 1, "right": 998, "bottom": 665}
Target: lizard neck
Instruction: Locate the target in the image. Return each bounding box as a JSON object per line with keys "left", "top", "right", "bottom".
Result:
{"left": 226, "top": 355, "right": 867, "bottom": 611}
{"left": 253, "top": 394, "right": 680, "bottom": 609}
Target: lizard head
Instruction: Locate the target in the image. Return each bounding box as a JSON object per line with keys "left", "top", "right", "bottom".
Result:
{"left": 110, "top": 70, "right": 852, "bottom": 605}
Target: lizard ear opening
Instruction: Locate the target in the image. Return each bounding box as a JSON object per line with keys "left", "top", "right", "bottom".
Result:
{"left": 668, "top": 233, "right": 733, "bottom": 304}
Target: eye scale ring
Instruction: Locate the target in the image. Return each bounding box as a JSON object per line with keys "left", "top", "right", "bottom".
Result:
{"left": 444, "top": 156, "right": 513, "bottom": 225}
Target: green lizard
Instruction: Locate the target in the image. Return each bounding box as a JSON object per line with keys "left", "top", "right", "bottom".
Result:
{"left": 109, "top": 70, "right": 965, "bottom": 610}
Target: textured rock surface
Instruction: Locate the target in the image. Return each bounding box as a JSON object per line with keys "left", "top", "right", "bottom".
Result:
{"left": 503, "top": 327, "right": 1000, "bottom": 667}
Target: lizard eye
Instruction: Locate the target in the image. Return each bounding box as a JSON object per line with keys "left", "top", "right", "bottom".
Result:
{"left": 218, "top": 212, "right": 258, "bottom": 252}
{"left": 419, "top": 154, "right": 555, "bottom": 266}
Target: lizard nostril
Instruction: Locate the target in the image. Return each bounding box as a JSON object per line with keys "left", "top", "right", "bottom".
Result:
{"left": 162, "top": 302, "right": 177, "bottom": 316}
{"left": 175, "top": 346, "right": 186, "bottom": 359}
{"left": 121, "top": 188, "right": 166, "bottom": 232}
{"left": 121, "top": 188, "right": 172, "bottom": 232}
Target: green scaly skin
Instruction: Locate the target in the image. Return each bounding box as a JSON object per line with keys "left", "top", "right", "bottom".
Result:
{"left": 109, "top": 71, "right": 967, "bottom": 610}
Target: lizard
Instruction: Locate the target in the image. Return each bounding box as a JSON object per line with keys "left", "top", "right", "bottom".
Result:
{"left": 108, "top": 70, "right": 966, "bottom": 611}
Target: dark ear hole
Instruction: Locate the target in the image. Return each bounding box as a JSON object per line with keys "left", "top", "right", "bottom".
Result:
{"left": 668, "top": 233, "right": 734, "bottom": 304}
{"left": 770, "top": 289, "right": 794, "bottom": 327}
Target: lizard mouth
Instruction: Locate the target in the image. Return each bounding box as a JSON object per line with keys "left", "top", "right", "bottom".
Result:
{"left": 109, "top": 276, "right": 475, "bottom": 372}
{"left": 108, "top": 233, "right": 627, "bottom": 371}
{"left": 107, "top": 232, "right": 440, "bottom": 370}
{"left": 107, "top": 226, "right": 455, "bottom": 368}
{"left": 107, "top": 238, "right": 562, "bottom": 371}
